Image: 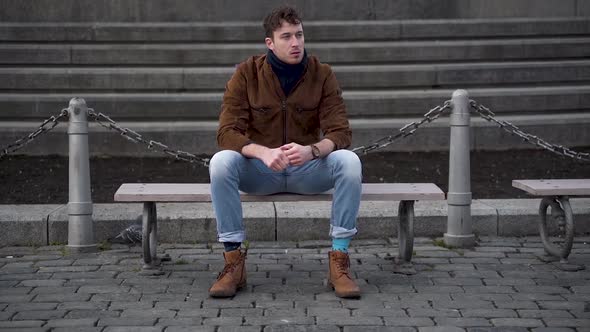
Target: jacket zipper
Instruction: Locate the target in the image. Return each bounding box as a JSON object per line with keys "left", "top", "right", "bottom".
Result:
{"left": 266, "top": 58, "right": 308, "bottom": 147}
{"left": 282, "top": 99, "right": 287, "bottom": 145}
{"left": 281, "top": 73, "right": 306, "bottom": 146}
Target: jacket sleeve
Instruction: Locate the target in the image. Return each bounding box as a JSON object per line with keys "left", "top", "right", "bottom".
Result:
{"left": 318, "top": 69, "right": 352, "bottom": 150}
{"left": 216, "top": 64, "right": 252, "bottom": 152}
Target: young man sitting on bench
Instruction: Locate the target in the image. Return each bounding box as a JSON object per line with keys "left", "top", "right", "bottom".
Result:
{"left": 208, "top": 5, "right": 362, "bottom": 299}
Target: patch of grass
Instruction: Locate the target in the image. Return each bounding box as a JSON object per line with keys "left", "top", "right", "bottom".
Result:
{"left": 26, "top": 242, "right": 40, "bottom": 250}
{"left": 49, "top": 241, "right": 65, "bottom": 246}
{"left": 433, "top": 238, "right": 457, "bottom": 250}
{"left": 432, "top": 238, "right": 467, "bottom": 255}
{"left": 97, "top": 240, "right": 111, "bottom": 251}
{"left": 422, "top": 265, "right": 434, "bottom": 271}
{"left": 175, "top": 259, "right": 189, "bottom": 265}
{"left": 58, "top": 246, "right": 69, "bottom": 256}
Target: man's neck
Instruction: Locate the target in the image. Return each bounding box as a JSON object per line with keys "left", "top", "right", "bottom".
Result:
{"left": 266, "top": 49, "right": 308, "bottom": 97}
{"left": 266, "top": 50, "right": 306, "bottom": 71}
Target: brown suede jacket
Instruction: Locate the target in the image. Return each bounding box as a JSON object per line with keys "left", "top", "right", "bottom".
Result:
{"left": 217, "top": 54, "right": 352, "bottom": 152}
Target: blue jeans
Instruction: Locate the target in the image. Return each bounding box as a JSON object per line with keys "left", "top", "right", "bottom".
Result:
{"left": 209, "top": 149, "right": 362, "bottom": 242}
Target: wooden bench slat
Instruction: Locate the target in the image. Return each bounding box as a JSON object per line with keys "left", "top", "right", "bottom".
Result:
{"left": 114, "top": 183, "right": 445, "bottom": 202}
{"left": 512, "top": 179, "right": 590, "bottom": 196}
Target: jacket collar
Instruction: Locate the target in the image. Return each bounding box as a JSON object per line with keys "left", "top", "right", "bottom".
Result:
{"left": 266, "top": 49, "right": 308, "bottom": 76}
{"left": 265, "top": 49, "right": 308, "bottom": 97}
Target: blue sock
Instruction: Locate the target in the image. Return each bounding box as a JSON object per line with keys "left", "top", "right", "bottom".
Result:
{"left": 223, "top": 242, "right": 241, "bottom": 252}
{"left": 332, "top": 238, "right": 351, "bottom": 253}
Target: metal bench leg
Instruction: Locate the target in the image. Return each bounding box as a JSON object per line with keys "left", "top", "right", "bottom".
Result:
{"left": 141, "top": 202, "right": 165, "bottom": 276}
{"left": 537, "top": 196, "right": 583, "bottom": 271}
{"left": 398, "top": 200, "right": 415, "bottom": 262}
{"left": 391, "top": 200, "right": 416, "bottom": 275}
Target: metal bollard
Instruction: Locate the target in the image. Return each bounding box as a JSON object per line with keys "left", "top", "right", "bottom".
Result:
{"left": 67, "top": 98, "right": 97, "bottom": 253}
{"left": 444, "top": 90, "right": 476, "bottom": 248}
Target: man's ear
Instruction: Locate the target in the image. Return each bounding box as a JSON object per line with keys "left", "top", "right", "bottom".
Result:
{"left": 265, "top": 37, "right": 274, "bottom": 51}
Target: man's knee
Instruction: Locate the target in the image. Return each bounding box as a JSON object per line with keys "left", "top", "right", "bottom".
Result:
{"left": 331, "top": 150, "right": 362, "bottom": 177}
{"left": 209, "top": 150, "right": 243, "bottom": 178}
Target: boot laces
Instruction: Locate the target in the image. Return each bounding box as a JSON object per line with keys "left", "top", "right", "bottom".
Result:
{"left": 334, "top": 254, "right": 351, "bottom": 277}
{"left": 217, "top": 252, "right": 245, "bottom": 280}
{"left": 217, "top": 263, "right": 236, "bottom": 280}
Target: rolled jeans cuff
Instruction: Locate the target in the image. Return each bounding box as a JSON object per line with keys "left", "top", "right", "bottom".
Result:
{"left": 330, "top": 225, "right": 357, "bottom": 239}
{"left": 218, "top": 230, "right": 245, "bottom": 243}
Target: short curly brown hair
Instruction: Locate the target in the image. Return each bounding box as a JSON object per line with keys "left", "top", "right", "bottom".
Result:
{"left": 263, "top": 6, "right": 302, "bottom": 39}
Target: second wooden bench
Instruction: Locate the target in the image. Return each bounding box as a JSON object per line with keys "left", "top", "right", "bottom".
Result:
{"left": 513, "top": 179, "right": 589, "bottom": 270}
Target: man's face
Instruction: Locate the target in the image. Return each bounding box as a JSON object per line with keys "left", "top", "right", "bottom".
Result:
{"left": 265, "top": 20, "right": 305, "bottom": 65}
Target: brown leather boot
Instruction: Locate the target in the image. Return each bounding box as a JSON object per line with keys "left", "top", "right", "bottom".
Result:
{"left": 328, "top": 250, "right": 361, "bottom": 298}
{"left": 209, "top": 248, "right": 247, "bottom": 298}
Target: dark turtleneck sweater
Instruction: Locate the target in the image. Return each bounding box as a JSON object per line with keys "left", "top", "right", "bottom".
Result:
{"left": 266, "top": 49, "right": 308, "bottom": 97}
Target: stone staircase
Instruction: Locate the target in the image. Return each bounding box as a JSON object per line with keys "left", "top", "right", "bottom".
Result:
{"left": 0, "top": 0, "right": 589, "bottom": 156}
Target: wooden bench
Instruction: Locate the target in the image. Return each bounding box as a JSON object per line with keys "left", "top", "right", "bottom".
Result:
{"left": 512, "top": 179, "right": 590, "bottom": 269}
{"left": 114, "top": 183, "right": 445, "bottom": 274}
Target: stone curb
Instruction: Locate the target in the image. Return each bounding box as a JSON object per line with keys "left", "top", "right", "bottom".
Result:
{"left": 1, "top": 198, "right": 589, "bottom": 246}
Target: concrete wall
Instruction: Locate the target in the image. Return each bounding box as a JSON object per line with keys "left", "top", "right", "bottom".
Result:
{"left": 0, "top": 0, "right": 585, "bottom": 22}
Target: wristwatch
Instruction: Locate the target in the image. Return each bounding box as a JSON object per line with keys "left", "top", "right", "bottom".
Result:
{"left": 310, "top": 144, "right": 320, "bottom": 160}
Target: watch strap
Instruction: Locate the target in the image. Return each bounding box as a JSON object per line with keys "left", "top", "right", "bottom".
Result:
{"left": 310, "top": 144, "right": 320, "bottom": 159}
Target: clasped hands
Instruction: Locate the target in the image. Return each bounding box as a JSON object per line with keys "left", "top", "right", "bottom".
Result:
{"left": 262, "top": 143, "right": 313, "bottom": 172}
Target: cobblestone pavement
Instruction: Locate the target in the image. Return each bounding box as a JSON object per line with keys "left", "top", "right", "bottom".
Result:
{"left": 0, "top": 237, "right": 589, "bottom": 332}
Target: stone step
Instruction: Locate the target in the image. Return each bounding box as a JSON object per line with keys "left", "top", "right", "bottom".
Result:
{"left": 2, "top": 60, "right": 590, "bottom": 91}
{"left": 0, "top": 0, "right": 587, "bottom": 22}
{"left": 2, "top": 37, "right": 589, "bottom": 65}
{"left": 1, "top": 18, "right": 588, "bottom": 42}
{"left": 1, "top": 113, "right": 589, "bottom": 155}
{"left": 1, "top": 86, "right": 588, "bottom": 120}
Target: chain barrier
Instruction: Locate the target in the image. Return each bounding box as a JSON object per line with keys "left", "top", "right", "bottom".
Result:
{"left": 87, "top": 110, "right": 210, "bottom": 167}
{"left": 470, "top": 100, "right": 589, "bottom": 162}
{"left": 2, "top": 99, "right": 586, "bottom": 164}
{"left": 89, "top": 101, "right": 452, "bottom": 165}
{"left": 0, "top": 109, "right": 69, "bottom": 160}
{"left": 351, "top": 100, "right": 452, "bottom": 155}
